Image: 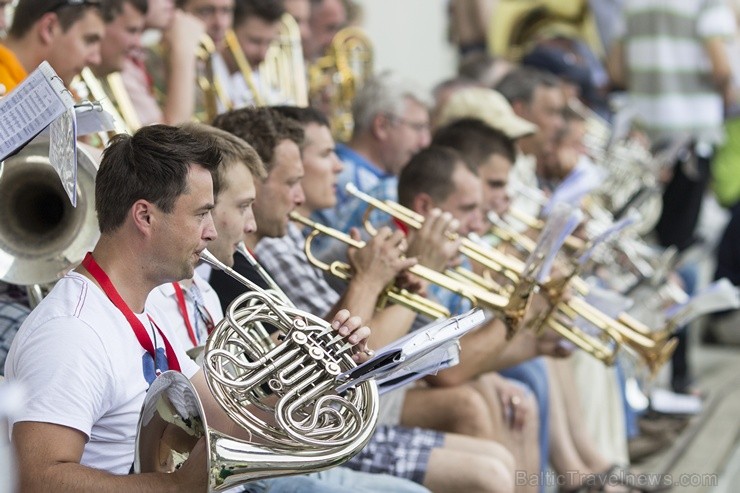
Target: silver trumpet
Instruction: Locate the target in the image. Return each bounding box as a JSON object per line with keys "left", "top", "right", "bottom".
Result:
{"left": 135, "top": 249, "right": 379, "bottom": 491}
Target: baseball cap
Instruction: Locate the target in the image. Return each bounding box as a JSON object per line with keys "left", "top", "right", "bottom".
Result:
{"left": 437, "top": 87, "right": 538, "bottom": 139}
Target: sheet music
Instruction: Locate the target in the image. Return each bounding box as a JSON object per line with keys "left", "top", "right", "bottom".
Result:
{"left": 0, "top": 61, "right": 74, "bottom": 162}
{"left": 49, "top": 106, "right": 78, "bottom": 207}
{"left": 336, "top": 309, "right": 486, "bottom": 393}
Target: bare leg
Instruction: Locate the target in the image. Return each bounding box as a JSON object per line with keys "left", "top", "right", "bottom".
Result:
{"left": 548, "top": 358, "right": 613, "bottom": 473}
{"left": 424, "top": 433, "right": 515, "bottom": 493}
{"left": 401, "top": 383, "right": 497, "bottom": 437}
{"left": 468, "top": 373, "right": 540, "bottom": 493}
{"left": 548, "top": 360, "right": 593, "bottom": 489}
{"left": 401, "top": 379, "right": 539, "bottom": 493}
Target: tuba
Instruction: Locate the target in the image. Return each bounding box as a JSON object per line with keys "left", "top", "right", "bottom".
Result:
{"left": 0, "top": 141, "right": 99, "bottom": 307}
{"left": 135, "top": 250, "right": 378, "bottom": 491}
{"left": 488, "top": 0, "right": 603, "bottom": 61}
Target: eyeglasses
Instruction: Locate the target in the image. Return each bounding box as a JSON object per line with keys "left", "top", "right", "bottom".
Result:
{"left": 46, "top": 0, "right": 102, "bottom": 13}
{"left": 385, "top": 114, "right": 431, "bottom": 134}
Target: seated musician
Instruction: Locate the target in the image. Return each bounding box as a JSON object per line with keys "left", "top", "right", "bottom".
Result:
{"left": 0, "top": 0, "right": 104, "bottom": 373}
{"left": 0, "top": 0, "right": 104, "bottom": 90}
{"left": 120, "top": 0, "right": 206, "bottom": 125}
{"left": 149, "top": 123, "right": 430, "bottom": 493}
{"left": 88, "top": 0, "right": 146, "bottom": 79}
{"left": 4, "top": 125, "right": 372, "bottom": 492}
{"left": 433, "top": 93, "right": 649, "bottom": 484}
{"left": 211, "top": 105, "right": 539, "bottom": 493}
{"left": 312, "top": 71, "right": 432, "bottom": 252}
{"left": 221, "top": 0, "right": 286, "bottom": 107}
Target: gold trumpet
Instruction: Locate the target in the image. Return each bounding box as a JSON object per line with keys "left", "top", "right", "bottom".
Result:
{"left": 289, "top": 211, "right": 521, "bottom": 322}
{"left": 346, "top": 185, "right": 676, "bottom": 369}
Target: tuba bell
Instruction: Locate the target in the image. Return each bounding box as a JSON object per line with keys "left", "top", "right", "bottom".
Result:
{"left": 0, "top": 141, "right": 99, "bottom": 307}
{"left": 135, "top": 250, "right": 379, "bottom": 491}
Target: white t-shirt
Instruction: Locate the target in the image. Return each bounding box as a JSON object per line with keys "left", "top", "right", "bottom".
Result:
{"left": 4, "top": 272, "right": 200, "bottom": 475}
{"left": 147, "top": 272, "right": 224, "bottom": 351}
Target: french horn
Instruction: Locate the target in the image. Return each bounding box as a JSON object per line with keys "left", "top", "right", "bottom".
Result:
{"left": 135, "top": 249, "right": 379, "bottom": 491}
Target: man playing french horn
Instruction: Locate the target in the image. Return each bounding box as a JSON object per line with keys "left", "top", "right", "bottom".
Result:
{"left": 4, "top": 125, "right": 375, "bottom": 492}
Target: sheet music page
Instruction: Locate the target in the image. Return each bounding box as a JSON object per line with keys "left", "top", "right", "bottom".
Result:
{"left": 0, "top": 61, "right": 74, "bottom": 161}
{"left": 49, "top": 107, "right": 79, "bottom": 207}
{"left": 336, "top": 309, "right": 485, "bottom": 393}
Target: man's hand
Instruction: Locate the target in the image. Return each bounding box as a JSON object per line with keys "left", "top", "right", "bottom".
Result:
{"left": 331, "top": 309, "right": 372, "bottom": 363}
{"left": 171, "top": 437, "right": 208, "bottom": 492}
{"left": 163, "top": 11, "right": 205, "bottom": 53}
{"left": 347, "top": 226, "right": 417, "bottom": 293}
{"left": 406, "top": 209, "right": 462, "bottom": 272}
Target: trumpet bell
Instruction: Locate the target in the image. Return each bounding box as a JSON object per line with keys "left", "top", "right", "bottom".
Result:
{"left": 0, "top": 141, "right": 99, "bottom": 286}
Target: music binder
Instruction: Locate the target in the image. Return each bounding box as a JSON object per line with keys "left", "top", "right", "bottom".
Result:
{"left": 336, "top": 309, "right": 486, "bottom": 394}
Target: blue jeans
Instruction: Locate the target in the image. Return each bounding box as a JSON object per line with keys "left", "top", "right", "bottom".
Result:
{"left": 240, "top": 467, "right": 431, "bottom": 493}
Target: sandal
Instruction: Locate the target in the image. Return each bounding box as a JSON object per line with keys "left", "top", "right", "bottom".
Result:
{"left": 599, "top": 464, "right": 672, "bottom": 492}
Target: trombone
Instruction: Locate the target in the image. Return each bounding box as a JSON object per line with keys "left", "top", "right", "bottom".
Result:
{"left": 195, "top": 34, "right": 233, "bottom": 121}
{"left": 225, "top": 13, "right": 308, "bottom": 108}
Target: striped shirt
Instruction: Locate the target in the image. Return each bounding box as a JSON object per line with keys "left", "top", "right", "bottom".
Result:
{"left": 616, "top": 0, "right": 736, "bottom": 143}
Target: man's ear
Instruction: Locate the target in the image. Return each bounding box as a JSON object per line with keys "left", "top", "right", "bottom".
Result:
{"left": 131, "top": 200, "right": 154, "bottom": 235}
{"left": 371, "top": 113, "right": 390, "bottom": 141}
{"left": 411, "top": 192, "right": 434, "bottom": 216}
{"left": 36, "top": 13, "right": 59, "bottom": 46}
{"left": 511, "top": 100, "right": 528, "bottom": 119}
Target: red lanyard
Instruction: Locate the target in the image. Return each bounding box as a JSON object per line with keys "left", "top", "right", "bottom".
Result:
{"left": 172, "top": 282, "right": 215, "bottom": 347}
{"left": 82, "top": 252, "right": 181, "bottom": 373}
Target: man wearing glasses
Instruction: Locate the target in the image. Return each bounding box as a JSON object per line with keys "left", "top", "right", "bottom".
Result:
{"left": 311, "top": 71, "right": 434, "bottom": 259}
{"left": 0, "top": 0, "right": 104, "bottom": 89}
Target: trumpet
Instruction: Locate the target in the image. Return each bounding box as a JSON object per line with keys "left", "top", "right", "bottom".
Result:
{"left": 289, "top": 211, "right": 520, "bottom": 322}
{"left": 136, "top": 249, "right": 379, "bottom": 490}
{"left": 346, "top": 185, "right": 677, "bottom": 369}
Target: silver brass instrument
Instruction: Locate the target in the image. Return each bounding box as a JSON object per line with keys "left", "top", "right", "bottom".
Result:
{"left": 0, "top": 141, "right": 99, "bottom": 307}
{"left": 135, "top": 249, "right": 378, "bottom": 490}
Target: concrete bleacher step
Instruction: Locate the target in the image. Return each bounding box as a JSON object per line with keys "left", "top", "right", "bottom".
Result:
{"left": 634, "top": 345, "right": 740, "bottom": 492}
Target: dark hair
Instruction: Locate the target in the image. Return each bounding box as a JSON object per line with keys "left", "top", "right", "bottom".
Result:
{"left": 9, "top": 0, "right": 102, "bottom": 38}
{"left": 101, "top": 0, "right": 148, "bottom": 23}
{"left": 96, "top": 125, "right": 222, "bottom": 234}
{"left": 398, "top": 146, "right": 466, "bottom": 208}
{"left": 211, "top": 107, "right": 304, "bottom": 173}
{"left": 234, "top": 0, "right": 285, "bottom": 27}
{"left": 271, "top": 105, "right": 331, "bottom": 128}
{"left": 432, "top": 118, "right": 516, "bottom": 170}
{"left": 495, "top": 66, "right": 560, "bottom": 105}
{"left": 179, "top": 123, "right": 267, "bottom": 197}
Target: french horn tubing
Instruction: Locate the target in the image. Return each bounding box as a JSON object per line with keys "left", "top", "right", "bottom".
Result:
{"left": 135, "top": 249, "right": 379, "bottom": 490}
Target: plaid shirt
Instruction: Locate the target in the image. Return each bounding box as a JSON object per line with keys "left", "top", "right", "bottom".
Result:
{"left": 0, "top": 285, "right": 31, "bottom": 375}
{"left": 254, "top": 222, "right": 339, "bottom": 315}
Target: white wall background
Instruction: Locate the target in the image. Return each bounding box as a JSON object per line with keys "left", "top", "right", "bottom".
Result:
{"left": 354, "top": 0, "right": 458, "bottom": 92}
